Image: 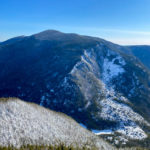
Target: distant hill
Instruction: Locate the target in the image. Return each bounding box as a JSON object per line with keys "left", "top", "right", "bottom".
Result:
{"left": 127, "top": 45, "right": 150, "bottom": 70}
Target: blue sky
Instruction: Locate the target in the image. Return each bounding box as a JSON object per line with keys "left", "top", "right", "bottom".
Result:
{"left": 0, "top": 0, "right": 150, "bottom": 45}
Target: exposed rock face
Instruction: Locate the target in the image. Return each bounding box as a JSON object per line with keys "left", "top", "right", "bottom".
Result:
{"left": 0, "top": 30, "right": 150, "bottom": 147}
{"left": 0, "top": 98, "right": 113, "bottom": 150}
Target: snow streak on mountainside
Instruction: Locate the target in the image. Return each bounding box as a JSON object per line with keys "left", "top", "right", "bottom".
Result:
{"left": 67, "top": 44, "right": 149, "bottom": 144}
{"left": 0, "top": 98, "right": 113, "bottom": 150}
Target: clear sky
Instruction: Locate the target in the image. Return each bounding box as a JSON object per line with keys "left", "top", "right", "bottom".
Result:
{"left": 0, "top": 0, "right": 150, "bottom": 45}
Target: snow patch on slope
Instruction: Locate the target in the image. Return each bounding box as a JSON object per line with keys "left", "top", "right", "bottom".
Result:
{"left": 100, "top": 98, "right": 144, "bottom": 123}
{"left": 100, "top": 97, "right": 148, "bottom": 139}
{"left": 117, "top": 126, "right": 147, "bottom": 140}
{"left": 102, "top": 50, "right": 126, "bottom": 83}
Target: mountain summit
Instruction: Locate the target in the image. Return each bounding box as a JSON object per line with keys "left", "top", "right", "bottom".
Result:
{"left": 0, "top": 30, "right": 150, "bottom": 148}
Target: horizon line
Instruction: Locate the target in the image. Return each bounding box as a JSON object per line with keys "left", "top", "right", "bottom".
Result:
{"left": 0, "top": 28, "right": 150, "bottom": 46}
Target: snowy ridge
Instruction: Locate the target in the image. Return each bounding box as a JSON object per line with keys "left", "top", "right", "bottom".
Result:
{"left": 0, "top": 98, "right": 113, "bottom": 150}
{"left": 70, "top": 48, "right": 101, "bottom": 103}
